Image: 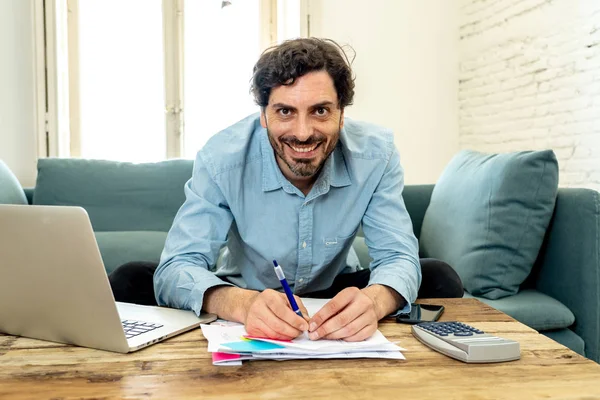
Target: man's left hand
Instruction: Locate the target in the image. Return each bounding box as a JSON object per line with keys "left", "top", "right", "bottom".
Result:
{"left": 307, "top": 284, "right": 403, "bottom": 342}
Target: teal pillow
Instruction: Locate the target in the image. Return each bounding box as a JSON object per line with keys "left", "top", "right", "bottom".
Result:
{"left": 33, "top": 158, "right": 193, "bottom": 232}
{"left": 0, "top": 160, "right": 27, "bottom": 205}
{"left": 420, "top": 150, "right": 558, "bottom": 300}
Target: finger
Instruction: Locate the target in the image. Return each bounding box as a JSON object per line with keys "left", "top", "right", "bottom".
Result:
{"left": 245, "top": 311, "right": 275, "bottom": 339}
{"left": 321, "top": 313, "right": 373, "bottom": 341}
{"left": 265, "top": 294, "right": 308, "bottom": 332}
{"left": 260, "top": 308, "right": 304, "bottom": 339}
{"left": 294, "top": 296, "right": 310, "bottom": 320}
{"left": 253, "top": 315, "right": 296, "bottom": 341}
{"left": 308, "top": 287, "right": 358, "bottom": 332}
{"left": 245, "top": 325, "right": 268, "bottom": 340}
{"left": 341, "top": 323, "right": 378, "bottom": 342}
{"left": 248, "top": 291, "right": 304, "bottom": 339}
{"left": 261, "top": 300, "right": 306, "bottom": 338}
{"left": 309, "top": 299, "right": 367, "bottom": 340}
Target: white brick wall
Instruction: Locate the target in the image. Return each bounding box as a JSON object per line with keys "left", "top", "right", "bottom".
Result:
{"left": 459, "top": 0, "right": 600, "bottom": 191}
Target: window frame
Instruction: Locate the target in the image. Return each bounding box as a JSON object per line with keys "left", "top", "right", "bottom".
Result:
{"left": 36, "top": 0, "right": 280, "bottom": 160}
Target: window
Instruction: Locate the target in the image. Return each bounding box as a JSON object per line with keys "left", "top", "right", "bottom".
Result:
{"left": 77, "top": 0, "right": 166, "bottom": 162}
{"left": 183, "top": 0, "right": 261, "bottom": 158}
{"left": 39, "top": 0, "right": 301, "bottom": 162}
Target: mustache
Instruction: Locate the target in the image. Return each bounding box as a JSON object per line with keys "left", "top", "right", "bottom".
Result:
{"left": 280, "top": 135, "right": 325, "bottom": 146}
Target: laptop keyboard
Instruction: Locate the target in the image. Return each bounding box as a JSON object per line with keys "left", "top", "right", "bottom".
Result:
{"left": 121, "top": 319, "right": 164, "bottom": 339}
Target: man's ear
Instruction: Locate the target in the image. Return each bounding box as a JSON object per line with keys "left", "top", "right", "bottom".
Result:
{"left": 339, "top": 109, "right": 344, "bottom": 130}
{"left": 260, "top": 109, "right": 267, "bottom": 129}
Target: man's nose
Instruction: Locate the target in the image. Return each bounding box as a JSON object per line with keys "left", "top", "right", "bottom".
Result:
{"left": 295, "top": 118, "right": 313, "bottom": 142}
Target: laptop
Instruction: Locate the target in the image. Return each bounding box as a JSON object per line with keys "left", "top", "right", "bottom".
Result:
{"left": 0, "top": 204, "right": 217, "bottom": 353}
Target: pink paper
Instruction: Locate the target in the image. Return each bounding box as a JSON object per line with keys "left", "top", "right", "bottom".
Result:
{"left": 212, "top": 352, "right": 241, "bottom": 362}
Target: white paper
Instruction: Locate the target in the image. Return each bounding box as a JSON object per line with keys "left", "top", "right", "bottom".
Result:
{"left": 252, "top": 350, "right": 406, "bottom": 360}
{"left": 301, "top": 297, "right": 330, "bottom": 317}
{"left": 201, "top": 297, "right": 405, "bottom": 365}
{"left": 257, "top": 343, "right": 405, "bottom": 355}
{"left": 213, "top": 359, "right": 243, "bottom": 366}
{"left": 201, "top": 324, "right": 248, "bottom": 352}
{"left": 246, "top": 329, "right": 395, "bottom": 352}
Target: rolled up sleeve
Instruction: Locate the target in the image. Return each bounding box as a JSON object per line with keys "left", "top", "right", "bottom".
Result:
{"left": 362, "top": 148, "right": 421, "bottom": 314}
{"left": 154, "top": 153, "right": 234, "bottom": 316}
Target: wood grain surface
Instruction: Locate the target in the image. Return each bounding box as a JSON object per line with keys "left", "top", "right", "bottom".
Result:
{"left": 1, "top": 298, "right": 599, "bottom": 400}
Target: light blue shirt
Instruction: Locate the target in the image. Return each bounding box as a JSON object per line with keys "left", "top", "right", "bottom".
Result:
{"left": 154, "top": 113, "right": 421, "bottom": 315}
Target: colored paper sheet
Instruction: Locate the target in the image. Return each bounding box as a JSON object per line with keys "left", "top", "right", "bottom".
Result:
{"left": 221, "top": 340, "right": 286, "bottom": 352}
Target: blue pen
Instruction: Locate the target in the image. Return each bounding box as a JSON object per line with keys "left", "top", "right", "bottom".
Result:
{"left": 272, "top": 260, "right": 304, "bottom": 318}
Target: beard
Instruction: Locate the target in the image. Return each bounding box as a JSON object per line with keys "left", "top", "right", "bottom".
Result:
{"left": 267, "top": 128, "right": 340, "bottom": 178}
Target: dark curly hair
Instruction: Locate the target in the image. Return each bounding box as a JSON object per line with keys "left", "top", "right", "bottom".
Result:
{"left": 251, "top": 38, "right": 355, "bottom": 109}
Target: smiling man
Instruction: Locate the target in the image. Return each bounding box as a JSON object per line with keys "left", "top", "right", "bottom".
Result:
{"left": 110, "top": 38, "right": 463, "bottom": 342}
{"left": 262, "top": 71, "right": 342, "bottom": 195}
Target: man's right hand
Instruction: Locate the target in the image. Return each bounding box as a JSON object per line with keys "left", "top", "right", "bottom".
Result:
{"left": 243, "top": 289, "right": 308, "bottom": 341}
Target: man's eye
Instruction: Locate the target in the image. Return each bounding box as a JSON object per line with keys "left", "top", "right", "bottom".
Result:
{"left": 279, "top": 108, "right": 290, "bottom": 116}
{"left": 316, "top": 107, "right": 328, "bottom": 116}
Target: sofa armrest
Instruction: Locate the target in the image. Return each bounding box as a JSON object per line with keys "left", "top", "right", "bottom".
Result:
{"left": 535, "top": 188, "right": 600, "bottom": 363}
{"left": 23, "top": 188, "right": 34, "bottom": 205}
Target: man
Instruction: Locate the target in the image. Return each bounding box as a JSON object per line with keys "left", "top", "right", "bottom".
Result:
{"left": 110, "top": 38, "right": 462, "bottom": 342}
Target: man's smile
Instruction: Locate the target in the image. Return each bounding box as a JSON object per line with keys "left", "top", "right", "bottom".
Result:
{"left": 286, "top": 142, "right": 322, "bottom": 158}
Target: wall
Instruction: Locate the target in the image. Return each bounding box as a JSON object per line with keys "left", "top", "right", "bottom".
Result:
{"left": 459, "top": 0, "right": 600, "bottom": 191}
{"left": 0, "top": 0, "right": 38, "bottom": 187}
{"left": 307, "top": 0, "right": 460, "bottom": 184}
{"left": 0, "top": 0, "right": 460, "bottom": 186}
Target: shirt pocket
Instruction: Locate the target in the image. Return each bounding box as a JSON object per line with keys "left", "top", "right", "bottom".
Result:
{"left": 322, "top": 227, "right": 359, "bottom": 265}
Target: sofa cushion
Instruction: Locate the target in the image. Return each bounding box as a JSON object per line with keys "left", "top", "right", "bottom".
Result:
{"left": 420, "top": 150, "right": 558, "bottom": 300}
{"left": 33, "top": 158, "right": 193, "bottom": 232}
{"left": 0, "top": 160, "right": 27, "bottom": 205}
{"left": 464, "top": 289, "right": 575, "bottom": 331}
{"left": 542, "top": 329, "right": 585, "bottom": 356}
{"left": 95, "top": 231, "right": 168, "bottom": 274}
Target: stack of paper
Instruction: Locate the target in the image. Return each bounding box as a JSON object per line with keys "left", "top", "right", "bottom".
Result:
{"left": 201, "top": 298, "right": 405, "bottom": 366}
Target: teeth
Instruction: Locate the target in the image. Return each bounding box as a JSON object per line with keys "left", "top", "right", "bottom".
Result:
{"left": 290, "top": 144, "right": 317, "bottom": 153}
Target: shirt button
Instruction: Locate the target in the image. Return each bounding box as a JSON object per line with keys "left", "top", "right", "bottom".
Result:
{"left": 302, "top": 241, "right": 307, "bottom": 249}
{"left": 298, "top": 278, "right": 304, "bottom": 283}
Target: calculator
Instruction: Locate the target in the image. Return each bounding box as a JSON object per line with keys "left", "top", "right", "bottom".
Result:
{"left": 412, "top": 321, "right": 520, "bottom": 363}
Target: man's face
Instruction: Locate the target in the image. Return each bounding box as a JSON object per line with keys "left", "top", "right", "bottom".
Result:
{"left": 260, "top": 71, "right": 344, "bottom": 182}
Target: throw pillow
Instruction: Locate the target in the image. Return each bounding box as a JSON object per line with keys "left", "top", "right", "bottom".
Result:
{"left": 0, "top": 160, "right": 27, "bottom": 205}
{"left": 33, "top": 158, "right": 193, "bottom": 232}
{"left": 419, "top": 149, "right": 558, "bottom": 300}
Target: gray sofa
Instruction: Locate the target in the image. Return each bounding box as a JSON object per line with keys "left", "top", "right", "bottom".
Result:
{"left": 2, "top": 156, "right": 598, "bottom": 363}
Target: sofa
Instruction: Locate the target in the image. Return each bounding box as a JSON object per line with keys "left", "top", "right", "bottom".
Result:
{"left": 1, "top": 153, "right": 598, "bottom": 364}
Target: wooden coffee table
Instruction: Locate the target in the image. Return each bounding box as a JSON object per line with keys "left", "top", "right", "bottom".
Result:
{"left": 1, "top": 298, "right": 599, "bottom": 399}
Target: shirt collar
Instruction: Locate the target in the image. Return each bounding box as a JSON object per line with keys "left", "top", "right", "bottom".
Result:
{"left": 260, "top": 130, "right": 351, "bottom": 193}
{"left": 261, "top": 130, "right": 285, "bottom": 192}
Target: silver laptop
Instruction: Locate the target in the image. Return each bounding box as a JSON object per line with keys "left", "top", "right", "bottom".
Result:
{"left": 0, "top": 204, "right": 217, "bottom": 353}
